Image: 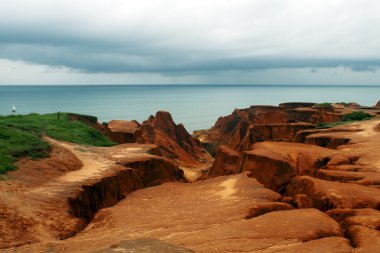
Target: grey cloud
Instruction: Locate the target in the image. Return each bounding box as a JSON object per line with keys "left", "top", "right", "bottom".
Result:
{"left": 0, "top": 0, "right": 380, "bottom": 80}
{"left": 1, "top": 41, "right": 379, "bottom": 74}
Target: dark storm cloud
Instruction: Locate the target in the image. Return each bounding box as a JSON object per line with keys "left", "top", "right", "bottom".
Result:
{"left": 0, "top": 0, "right": 380, "bottom": 80}
{"left": 1, "top": 41, "right": 380, "bottom": 74}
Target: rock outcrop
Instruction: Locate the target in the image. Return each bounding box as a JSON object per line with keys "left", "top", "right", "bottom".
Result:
{"left": 106, "top": 120, "right": 140, "bottom": 143}
{"left": 135, "top": 111, "right": 212, "bottom": 167}
{"left": 69, "top": 111, "right": 212, "bottom": 168}
{"left": 238, "top": 123, "right": 314, "bottom": 150}
{"left": 193, "top": 102, "right": 346, "bottom": 157}
{"left": 206, "top": 146, "right": 241, "bottom": 178}
{"left": 286, "top": 107, "right": 341, "bottom": 124}
{"left": 240, "top": 142, "right": 335, "bottom": 193}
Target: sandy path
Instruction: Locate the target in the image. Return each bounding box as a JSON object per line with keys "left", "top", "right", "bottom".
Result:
{"left": 29, "top": 139, "right": 114, "bottom": 196}
{"left": 56, "top": 142, "right": 113, "bottom": 183}
{"left": 356, "top": 120, "right": 379, "bottom": 137}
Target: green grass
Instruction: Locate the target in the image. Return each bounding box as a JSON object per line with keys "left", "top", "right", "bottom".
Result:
{"left": 0, "top": 113, "right": 115, "bottom": 173}
{"left": 316, "top": 111, "right": 373, "bottom": 129}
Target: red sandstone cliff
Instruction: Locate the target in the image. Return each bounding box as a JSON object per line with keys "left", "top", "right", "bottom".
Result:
{"left": 135, "top": 111, "right": 212, "bottom": 167}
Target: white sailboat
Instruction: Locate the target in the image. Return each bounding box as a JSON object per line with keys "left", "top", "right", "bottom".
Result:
{"left": 12, "top": 105, "right": 16, "bottom": 113}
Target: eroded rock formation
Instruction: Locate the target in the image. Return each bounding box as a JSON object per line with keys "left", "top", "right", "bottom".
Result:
{"left": 2, "top": 103, "right": 380, "bottom": 253}
{"left": 206, "top": 146, "right": 241, "bottom": 178}
{"left": 193, "top": 102, "right": 343, "bottom": 156}
{"left": 106, "top": 111, "right": 213, "bottom": 167}
{"left": 240, "top": 142, "right": 335, "bottom": 193}
{"left": 106, "top": 120, "right": 140, "bottom": 143}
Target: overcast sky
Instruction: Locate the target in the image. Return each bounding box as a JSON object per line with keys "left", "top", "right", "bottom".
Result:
{"left": 1, "top": 0, "right": 380, "bottom": 85}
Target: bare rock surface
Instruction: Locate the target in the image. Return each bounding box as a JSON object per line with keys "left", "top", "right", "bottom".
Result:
{"left": 92, "top": 238, "right": 195, "bottom": 253}
{"left": 240, "top": 142, "right": 335, "bottom": 192}
{"left": 348, "top": 225, "right": 380, "bottom": 253}
{"left": 286, "top": 176, "right": 380, "bottom": 210}
{"left": 9, "top": 174, "right": 349, "bottom": 253}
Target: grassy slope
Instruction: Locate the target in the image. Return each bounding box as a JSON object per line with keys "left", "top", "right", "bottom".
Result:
{"left": 0, "top": 113, "right": 114, "bottom": 173}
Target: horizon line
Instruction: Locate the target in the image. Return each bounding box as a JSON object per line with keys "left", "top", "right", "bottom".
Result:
{"left": 1, "top": 83, "right": 380, "bottom": 87}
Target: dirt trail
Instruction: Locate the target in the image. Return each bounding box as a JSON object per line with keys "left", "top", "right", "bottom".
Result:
{"left": 356, "top": 120, "right": 379, "bottom": 137}
{"left": 58, "top": 144, "right": 112, "bottom": 183}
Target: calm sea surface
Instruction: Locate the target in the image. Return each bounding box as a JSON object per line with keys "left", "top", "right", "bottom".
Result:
{"left": 0, "top": 85, "right": 379, "bottom": 132}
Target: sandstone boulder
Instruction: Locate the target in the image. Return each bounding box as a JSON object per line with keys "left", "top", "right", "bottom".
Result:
{"left": 106, "top": 120, "right": 139, "bottom": 143}
{"left": 207, "top": 146, "right": 241, "bottom": 178}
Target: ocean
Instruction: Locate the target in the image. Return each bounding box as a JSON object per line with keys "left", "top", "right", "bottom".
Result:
{"left": 0, "top": 85, "right": 379, "bottom": 132}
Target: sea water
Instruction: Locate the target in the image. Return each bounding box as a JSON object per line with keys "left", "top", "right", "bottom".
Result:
{"left": 0, "top": 85, "right": 379, "bottom": 132}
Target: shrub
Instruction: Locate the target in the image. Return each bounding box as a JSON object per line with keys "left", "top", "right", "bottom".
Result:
{"left": 342, "top": 111, "right": 372, "bottom": 122}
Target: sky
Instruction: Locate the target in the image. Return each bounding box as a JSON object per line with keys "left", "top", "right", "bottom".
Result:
{"left": 1, "top": 0, "right": 380, "bottom": 85}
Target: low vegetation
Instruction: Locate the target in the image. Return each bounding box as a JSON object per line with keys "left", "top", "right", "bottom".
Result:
{"left": 341, "top": 111, "right": 372, "bottom": 121}
{"left": 316, "top": 111, "right": 373, "bottom": 128}
{"left": 0, "top": 113, "right": 114, "bottom": 173}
